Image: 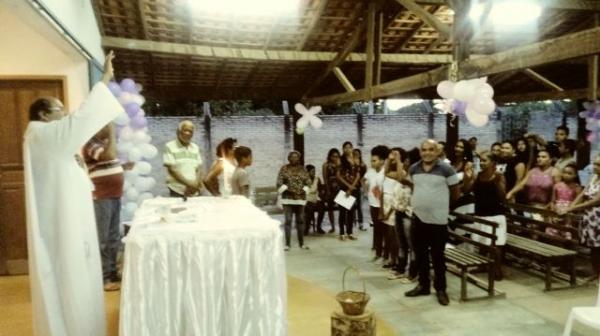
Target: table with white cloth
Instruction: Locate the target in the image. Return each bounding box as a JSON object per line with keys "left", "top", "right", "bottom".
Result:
{"left": 119, "top": 196, "right": 287, "bottom": 336}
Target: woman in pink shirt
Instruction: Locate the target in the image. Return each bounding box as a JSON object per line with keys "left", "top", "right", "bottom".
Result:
{"left": 506, "top": 149, "right": 560, "bottom": 208}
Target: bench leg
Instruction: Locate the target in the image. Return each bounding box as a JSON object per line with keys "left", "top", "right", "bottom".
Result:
{"left": 569, "top": 257, "right": 577, "bottom": 287}
{"left": 461, "top": 268, "right": 468, "bottom": 301}
{"left": 488, "top": 263, "right": 495, "bottom": 297}
{"left": 544, "top": 260, "right": 552, "bottom": 291}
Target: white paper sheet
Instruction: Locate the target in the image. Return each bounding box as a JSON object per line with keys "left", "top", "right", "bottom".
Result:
{"left": 334, "top": 190, "right": 356, "bottom": 210}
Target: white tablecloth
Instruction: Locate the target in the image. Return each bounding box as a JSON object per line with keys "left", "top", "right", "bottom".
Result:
{"left": 119, "top": 196, "right": 287, "bottom": 336}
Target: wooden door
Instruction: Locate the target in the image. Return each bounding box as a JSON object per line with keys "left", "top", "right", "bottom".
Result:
{"left": 0, "top": 78, "right": 65, "bottom": 275}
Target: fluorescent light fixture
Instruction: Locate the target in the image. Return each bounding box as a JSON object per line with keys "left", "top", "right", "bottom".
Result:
{"left": 469, "top": 0, "right": 542, "bottom": 26}
{"left": 189, "top": 0, "right": 300, "bottom": 16}
{"left": 386, "top": 99, "right": 423, "bottom": 111}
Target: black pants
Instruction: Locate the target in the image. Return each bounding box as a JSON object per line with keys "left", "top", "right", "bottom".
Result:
{"left": 284, "top": 204, "right": 305, "bottom": 247}
{"left": 371, "top": 206, "right": 385, "bottom": 256}
{"left": 355, "top": 187, "right": 364, "bottom": 224}
{"left": 169, "top": 189, "right": 185, "bottom": 198}
{"left": 414, "top": 216, "right": 448, "bottom": 292}
{"left": 304, "top": 201, "right": 325, "bottom": 234}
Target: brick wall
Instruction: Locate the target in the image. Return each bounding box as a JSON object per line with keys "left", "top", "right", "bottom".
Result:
{"left": 145, "top": 109, "right": 580, "bottom": 195}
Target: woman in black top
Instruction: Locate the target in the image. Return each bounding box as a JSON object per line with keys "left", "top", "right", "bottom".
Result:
{"left": 463, "top": 150, "right": 507, "bottom": 280}
{"left": 336, "top": 151, "right": 360, "bottom": 240}
{"left": 322, "top": 148, "right": 341, "bottom": 233}
{"left": 353, "top": 148, "right": 368, "bottom": 231}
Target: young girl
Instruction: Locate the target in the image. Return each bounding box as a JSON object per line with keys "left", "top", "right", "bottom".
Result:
{"left": 547, "top": 163, "right": 582, "bottom": 238}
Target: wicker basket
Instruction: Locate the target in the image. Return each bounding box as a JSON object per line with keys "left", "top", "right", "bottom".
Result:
{"left": 335, "top": 266, "right": 370, "bottom": 316}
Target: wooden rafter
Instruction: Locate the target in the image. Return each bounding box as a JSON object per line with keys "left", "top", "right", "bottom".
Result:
{"left": 102, "top": 36, "right": 457, "bottom": 63}
{"left": 414, "top": 0, "right": 600, "bottom": 10}
{"left": 136, "top": 0, "right": 156, "bottom": 89}
{"left": 306, "top": 26, "right": 600, "bottom": 105}
{"left": 333, "top": 67, "right": 356, "bottom": 92}
{"left": 521, "top": 68, "right": 565, "bottom": 91}
{"left": 365, "top": 3, "right": 376, "bottom": 94}
{"left": 589, "top": 14, "right": 599, "bottom": 100}
{"left": 394, "top": 0, "right": 451, "bottom": 39}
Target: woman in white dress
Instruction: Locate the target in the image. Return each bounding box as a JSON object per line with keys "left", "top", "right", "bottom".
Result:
{"left": 204, "top": 138, "right": 237, "bottom": 196}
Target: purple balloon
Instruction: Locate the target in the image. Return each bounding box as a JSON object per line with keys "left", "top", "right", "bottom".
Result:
{"left": 130, "top": 115, "right": 147, "bottom": 129}
{"left": 593, "top": 111, "right": 600, "bottom": 120}
{"left": 125, "top": 103, "right": 141, "bottom": 118}
{"left": 118, "top": 153, "right": 129, "bottom": 163}
{"left": 108, "top": 81, "right": 122, "bottom": 96}
{"left": 120, "top": 78, "right": 138, "bottom": 93}
{"left": 452, "top": 100, "right": 467, "bottom": 116}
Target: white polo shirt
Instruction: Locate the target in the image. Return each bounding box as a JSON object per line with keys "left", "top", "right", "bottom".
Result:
{"left": 163, "top": 139, "right": 202, "bottom": 195}
{"left": 364, "top": 168, "right": 385, "bottom": 208}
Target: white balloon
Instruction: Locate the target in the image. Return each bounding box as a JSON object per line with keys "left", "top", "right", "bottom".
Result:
{"left": 296, "top": 127, "right": 305, "bottom": 135}
{"left": 135, "top": 176, "right": 156, "bottom": 192}
{"left": 139, "top": 109, "right": 146, "bottom": 117}
{"left": 132, "top": 94, "right": 145, "bottom": 106}
{"left": 114, "top": 111, "right": 130, "bottom": 126}
{"left": 120, "top": 127, "right": 134, "bottom": 141}
{"left": 465, "top": 106, "right": 489, "bottom": 127}
{"left": 296, "top": 117, "right": 310, "bottom": 129}
{"left": 123, "top": 180, "right": 131, "bottom": 190}
{"left": 310, "top": 117, "right": 323, "bottom": 129}
{"left": 138, "top": 192, "right": 153, "bottom": 204}
{"left": 124, "top": 202, "right": 138, "bottom": 217}
{"left": 453, "top": 80, "right": 476, "bottom": 102}
{"left": 124, "top": 169, "right": 138, "bottom": 180}
{"left": 135, "top": 161, "right": 152, "bottom": 175}
{"left": 476, "top": 83, "right": 494, "bottom": 99}
{"left": 135, "top": 84, "right": 143, "bottom": 93}
{"left": 140, "top": 144, "right": 158, "bottom": 159}
{"left": 436, "top": 80, "right": 455, "bottom": 99}
{"left": 117, "top": 141, "right": 134, "bottom": 154}
{"left": 132, "top": 130, "right": 148, "bottom": 144}
{"left": 118, "top": 92, "right": 135, "bottom": 105}
{"left": 129, "top": 146, "right": 143, "bottom": 162}
{"left": 470, "top": 97, "right": 496, "bottom": 115}
{"left": 126, "top": 187, "right": 139, "bottom": 201}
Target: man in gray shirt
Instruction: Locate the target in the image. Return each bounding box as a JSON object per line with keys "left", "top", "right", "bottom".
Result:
{"left": 405, "top": 139, "right": 459, "bottom": 306}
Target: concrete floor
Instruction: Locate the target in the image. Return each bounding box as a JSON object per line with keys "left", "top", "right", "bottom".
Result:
{"left": 282, "top": 216, "right": 599, "bottom": 336}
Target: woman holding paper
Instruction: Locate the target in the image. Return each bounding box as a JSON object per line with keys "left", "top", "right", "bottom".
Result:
{"left": 276, "top": 151, "right": 312, "bottom": 251}
{"left": 336, "top": 151, "right": 361, "bottom": 241}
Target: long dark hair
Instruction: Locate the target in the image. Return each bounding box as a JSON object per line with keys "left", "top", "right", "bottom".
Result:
{"left": 452, "top": 138, "right": 473, "bottom": 164}
{"left": 216, "top": 138, "right": 236, "bottom": 158}
{"left": 326, "top": 148, "right": 340, "bottom": 163}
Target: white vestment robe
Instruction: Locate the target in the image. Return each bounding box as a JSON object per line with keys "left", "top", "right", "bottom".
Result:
{"left": 23, "top": 82, "right": 124, "bottom": 336}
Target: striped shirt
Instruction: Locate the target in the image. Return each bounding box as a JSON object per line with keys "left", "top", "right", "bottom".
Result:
{"left": 163, "top": 139, "right": 202, "bottom": 195}
{"left": 83, "top": 137, "right": 124, "bottom": 199}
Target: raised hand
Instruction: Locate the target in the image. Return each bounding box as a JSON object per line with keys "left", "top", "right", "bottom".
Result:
{"left": 102, "top": 50, "right": 115, "bottom": 84}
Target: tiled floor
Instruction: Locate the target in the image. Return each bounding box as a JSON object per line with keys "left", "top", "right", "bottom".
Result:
{"left": 282, "top": 216, "right": 599, "bottom": 336}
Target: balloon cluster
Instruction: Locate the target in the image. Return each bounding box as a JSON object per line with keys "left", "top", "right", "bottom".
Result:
{"left": 295, "top": 103, "right": 323, "bottom": 135}
{"left": 435, "top": 78, "right": 496, "bottom": 127}
{"left": 579, "top": 100, "right": 600, "bottom": 143}
{"left": 108, "top": 79, "right": 158, "bottom": 219}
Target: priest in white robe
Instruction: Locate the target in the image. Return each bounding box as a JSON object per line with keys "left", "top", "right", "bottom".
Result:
{"left": 23, "top": 51, "right": 124, "bottom": 336}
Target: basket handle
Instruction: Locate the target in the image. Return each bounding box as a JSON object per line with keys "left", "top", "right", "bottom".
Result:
{"left": 342, "top": 266, "right": 366, "bottom": 294}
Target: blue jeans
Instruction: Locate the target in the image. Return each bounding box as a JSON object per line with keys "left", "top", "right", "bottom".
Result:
{"left": 94, "top": 198, "right": 121, "bottom": 282}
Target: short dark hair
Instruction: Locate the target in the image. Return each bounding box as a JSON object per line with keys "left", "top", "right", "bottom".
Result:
{"left": 391, "top": 147, "right": 407, "bottom": 162}
{"left": 469, "top": 137, "right": 478, "bottom": 142}
{"left": 501, "top": 140, "right": 514, "bottom": 147}
{"left": 29, "top": 98, "right": 53, "bottom": 121}
{"left": 556, "top": 125, "right": 570, "bottom": 136}
{"left": 342, "top": 141, "right": 353, "bottom": 149}
{"left": 491, "top": 142, "right": 502, "bottom": 148}
{"left": 370, "top": 145, "right": 390, "bottom": 160}
{"left": 306, "top": 164, "right": 315, "bottom": 171}
{"left": 234, "top": 146, "right": 252, "bottom": 162}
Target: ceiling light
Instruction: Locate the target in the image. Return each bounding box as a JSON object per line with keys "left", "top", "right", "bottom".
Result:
{"left": 189, "top": 0, "right": 300, "bottom": 17}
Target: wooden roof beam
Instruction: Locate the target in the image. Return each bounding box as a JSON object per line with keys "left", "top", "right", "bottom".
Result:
{"left": 414, "top": 0, "right": 600, "bottom": 10}
{"left": 306, "top": 26, "right": 600, "bottom": 105}
{"left": 333, "top": 67, "right": 356, "bottom": 92}
{"left": 102, "top": 36, "right": 456, "bottom": 63}
{"left": 296, "top": 0, "right": 328, "bottom": 50}
{"left": 496, "top": 88, "right": 600, "bottom": 103}
{"left": 395, "top": 0, "right": 451, "bottom": 39}
{"left": 522, "top": 68, "right": 565, "bottom": 91}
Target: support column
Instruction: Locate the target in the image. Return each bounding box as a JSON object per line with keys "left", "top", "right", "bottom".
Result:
{"left": 283, "top": 101, "right": 293, "bottom": 160}
{"left": 364, "top": 3, "right": 376, "bottom": 100}
{"left": 202, "top": 102, "right": 212, "bottom": 168}
{"left": 578, "top": 14, "right": 598, "bottom": 169}
{"left": 292, "top": 111, "right": 305, "bottom": 165}
{"left": 357, "top": 112, "right": 364, "bottom": 147}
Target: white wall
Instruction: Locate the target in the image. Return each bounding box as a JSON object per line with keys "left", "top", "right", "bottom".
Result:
{"left": 37, "top": 0, "right": 104, "bottom": 64}
{"left": 0, "top": 0, "right": 90, "bottom": 109}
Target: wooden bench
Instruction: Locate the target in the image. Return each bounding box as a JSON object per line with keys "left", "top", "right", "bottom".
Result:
{"left": 254, "top": 186, "right": 284, "bottom": 215}
{"left": 445, "top": 212, "right": 505, "bottom": 302}
{"left": 505, "top": 203, "right": 579, "bottom": 291}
